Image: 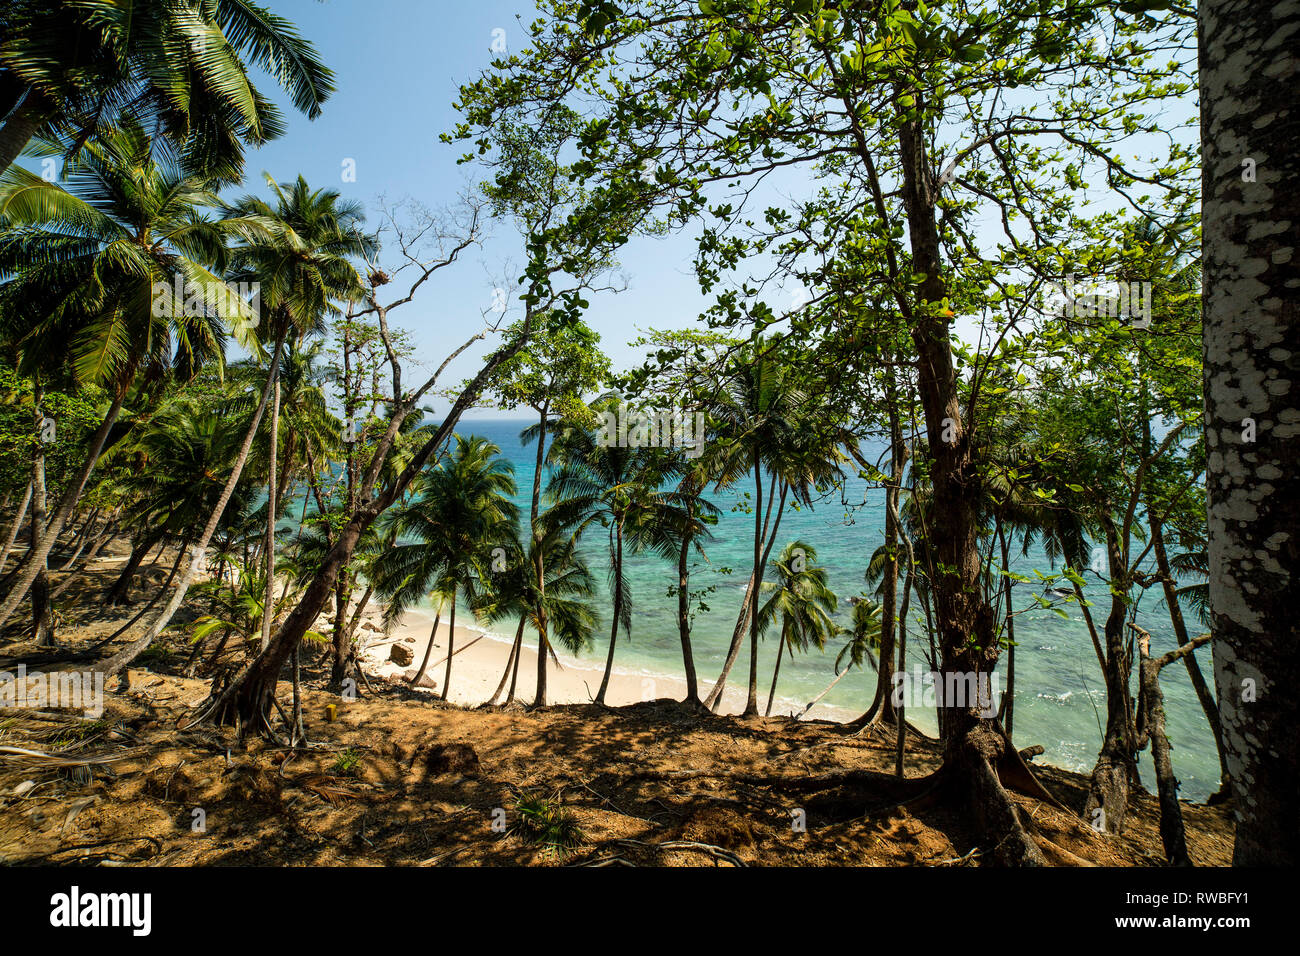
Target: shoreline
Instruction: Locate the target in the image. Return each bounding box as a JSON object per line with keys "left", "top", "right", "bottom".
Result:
{"left": 354, "top": 604, "right": 859, "bottom": 722}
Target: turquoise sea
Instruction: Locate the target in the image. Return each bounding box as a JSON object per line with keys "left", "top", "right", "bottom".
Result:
{"left": 375, "top": 418, "right": 1221, "bottom": 802}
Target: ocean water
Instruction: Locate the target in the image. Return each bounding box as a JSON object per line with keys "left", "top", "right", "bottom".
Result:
{"left": 347, "top": 418, "right": 1223, "bottom": 802}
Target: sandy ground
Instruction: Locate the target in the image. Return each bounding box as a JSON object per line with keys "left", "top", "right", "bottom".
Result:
{"left": 356, "top": 607, "right": 854, "bottom": 721}
{"left": 0, "top": 550, "right": 1236, "bottom": 867}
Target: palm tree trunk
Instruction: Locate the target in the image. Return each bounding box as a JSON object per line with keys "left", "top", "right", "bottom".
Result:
{"left": 508, "top": 618, "right": 525, "bottom": 703}
{"left": 677, "top": 532, "right": 698, "bottom": 703}
{"left": 106, "top": 531, "right": 164, "bottom": 605}
{"left": 93, "top": 323, "right": 288, "bottom": 676}
{"left": 765, "top": 625, "right": 787, "bottom": 717}
{"left": 29, "top": 390, "right": 52, "bottom": 646}
{"left": 997, "top": 527, "right": 1016, "bottom": 738}
{"left": 52, "top": 517, "right": 118, "bottom": 600}
{"left": 534, "top": 622, "right": 550, "bottom": 708}
{"left": 0, "top": 481, "right": 32, "bottom": 572}
{"left": 441, "top": 596, "right": 456, "bottom": 701}
{"left": 408, "top": 608, "right": 442, "bottom": 686}
{"left": 261, "top": 370, "right": 281, "bottom": 652}
{"left": 744, "top": 455, "right": 763, "bottom": 715}
{"left": 487, "top": 617, "right": 526, "bottom": 705}
{"left": 704, "top": 482, "right": 786, "bottom": 710}
{"left": 0, "top": 391, "right": 126, "bottom": 629}
{"left": 0, "top": 89, "right": 52, "bottom": 176}
{"left": 58, "top": 508, "right": 98, "bottom": 571}
{"left": 531, "top": 405, "right": 551, "bottom": 708}
{"left": 895, "top": 565, "right": 914, "bottom": 776}
{"left": 595, "top": 528, "right": 623, "bottom": 704}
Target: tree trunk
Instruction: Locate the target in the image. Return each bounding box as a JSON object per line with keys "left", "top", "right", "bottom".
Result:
{"left": 0, "top": 89, "right": 52, "bottom": 176}
{"left": 487, "top": 617, "right": 525, "bottom": 705}
{"left": 895, "top": 564, "right": 913, "bottom": 775}
{"left": 30, "top": 392, "right": 53, "bottom": 646}
{"left": 197, "top": 323, "right": 532, "bottom": 730}
{"left": 744, "top": 454, "right": 764, "bottom": 716}
{"left": 677, "top": 531, "right": 699, "bottom": 703}
{"left": 105, "top": 531, "right": 164, "bottom": 606}
{"left": 705, "top": 481, "right": 786, "bottom": 710}
{"left": 409, "top": 608, "right": 442, "bottom": 687}
{"left": 998, "top": 527, "right": 1016, "bottom": 738}
{"left": 896, "top": 110, "right": 1043, "bottom": 864}
{"left": 0, "top": 481, "right": 32, "bottom": 572}
{"left": 1083, "top": 529, "right": 1140, "bottom": 835}
{"left": 0, "top": 391, "right": 126, "bottom": 628}
{"left": 261, "top": 369, "right": 281, "bottom": 652}
{"left": 441, "top": 595, "right": 457, "bottom": 701}
{"left": 595, "top": 528, "right": 623, "bottom": 704}
{"left": 57, "top": 508, "right": 98, "bottom": 571}
{"left": 1150, "top": 513, "right": 1228, "bottom": 794}
{"left": 530, "top": 405, "right": 552, "bottom": 708}
{"left": 1135, "top": 626, "right": 1199, "bottom": 867}
{"left": 508, "top": 617, "right": 524, "bottom": 703}
{"left": 764, "top": 624, "right": 786, "bottom": 717}
{"left": 1201, "top": 0, "right": 1300, "bottom": 866}
{"left": 52, "top": 518, "right": 118, "bottom": 600}
{"left": 92, "top": 324, "right": 288, "bottom": 677}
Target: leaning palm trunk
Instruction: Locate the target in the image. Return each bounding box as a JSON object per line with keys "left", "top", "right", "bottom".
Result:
{"left": 0, "top": 481, "right": 33, "bottom": 572}
{"left": 93, "top": 325, "right": 288, "bottom": 677}
{"left": 29, "top": 396, "right": 52, "bottom": 646}
{"left": 0, "top": 89, "right": 53, "bottom": 176}
{"left": 52, "top": 518, "right": 118, "bottom": 600}
{"left": 0, "top": 391, "right": 126, "bottom": 629}
{"left": 595, "top": 530, "right": 623, "bottom": 704}
{"left": 441, "top": 597, "right": 457, "bottom": 701}
{"left": 196, "top": 323, "right": 529, "bottom": 732}
{"left": 409, "top": 608, "right": 442, "bottom": 687}
{"left": 764, "top": 625, "right": 787, "bottom": 717}
{"left": 261, "top": 370, "right": 282, "bottom": 652}
{"left": 677, "top": 533, "right": 699, "bottom": 704}
{"left": 486, "top": 617, "right": 526, "bottom": 705}
{"left": 704, "top": 482, "right": 787, "bottom": 711}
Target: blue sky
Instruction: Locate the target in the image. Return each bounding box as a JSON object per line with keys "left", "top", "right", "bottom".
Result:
{"left": 239, "top": 0, "right": 715, "bottom": 419}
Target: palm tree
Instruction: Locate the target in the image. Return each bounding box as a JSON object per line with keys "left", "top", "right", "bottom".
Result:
{"left": 525, "top": 521, "right": 599, "bottom": 707}
{"left": 544, "top": 418, "right": 681, "bottom": 704}
{"left": 756, "top": 540, "right": 839, "bottom": 716}
{"left": 703, "top": 338, "right": 851, "bottom": 714}
{"left": 371, "top": 435, "right": 519, "bottom": 699}
{"left": 0, "top": 119, "right": 262, "bottom": 628}
{"left": 93, "top": 175, "right": 371, "bottom": 675}
{"left": 0, "top": 0, "right": 334, "bottom": 179}
{"left": 222, "top": 174, "right": 371, "bottom": 653}
{"left": 658, "top": 460, "right": 720, "bottom": 706}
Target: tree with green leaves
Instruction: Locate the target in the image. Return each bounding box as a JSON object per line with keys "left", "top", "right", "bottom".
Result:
{"left": 0, "top": 118, "right": 263, "bottom": 630}
{"left": 545, "top": 414, "right": 681, "bottom": 704}
{"left": 0, "top": 0, "right": 334, "bottom": 179}
{"left": 451, "top": 0, "right": 1196, "bottom": 861}
{"left": 371, "top": 435, "right": 518, "bottom": 699}
{"left": 756, "top": 539, "right": 839, "bottom": 716}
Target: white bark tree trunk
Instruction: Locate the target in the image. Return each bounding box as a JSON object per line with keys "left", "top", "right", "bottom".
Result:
{"left": 1201, "top": 0, "right": 1300, "bottom": 866}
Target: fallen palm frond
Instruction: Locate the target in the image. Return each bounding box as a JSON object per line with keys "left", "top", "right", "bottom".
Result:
{"left": 0, "top": 744, "right": 148, "bottom": 767}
